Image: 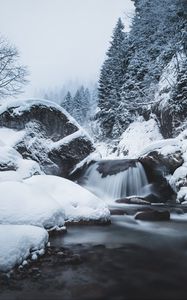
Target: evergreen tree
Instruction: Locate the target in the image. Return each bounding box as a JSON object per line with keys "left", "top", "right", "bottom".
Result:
{"left": 97, "top": 18, "right": 128, "bottom": 137}
{"left": 61, "top": 91, "right": 73, "bottom": 113}
{"left": 97, "top": 0, "right": 187, "bottom": 139}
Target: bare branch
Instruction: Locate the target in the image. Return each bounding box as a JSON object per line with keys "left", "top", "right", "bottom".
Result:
{"left": 0, "top": 35, "right": 29, "bottom": 98}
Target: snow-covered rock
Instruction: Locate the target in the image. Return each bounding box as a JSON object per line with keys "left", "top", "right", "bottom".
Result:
{"left": 177, "top": 187, "right": 187, "bottom": 204}
{"left": 0, "top": 99, "right": 95, "bottom": 177}
{"left": 139, "top": 129, "right": 187, "bottom": 202}
{"left": 0, "top": 142, "right": 43, "bottom": 182}
{"left": 25, "top": 175, "right": 110, "bottom": 223}
{"left": 0, "top": 181, "right": 65, "bottom": 230}
{"left": 117, "top": 118, "right": 163, "bottom": 158}
{"left": 0, "top": 225, "right": 48, "bottom": 272}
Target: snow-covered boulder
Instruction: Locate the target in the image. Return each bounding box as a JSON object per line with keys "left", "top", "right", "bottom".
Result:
{"left": 0, "top": 99, "right": 95, "bottom": 177}
{"left": 0, "top": 225, "right": 48, "bottom": 272}
{"left": 169, "top": 131, "right": 187, "bottom": 195}
{"left": 139, "top": 131, "right": 187, "bottom": 202}
{"left": 25, "top": 175, "right": 110, "bottom": 224}
{"left": 0, "top": 181, "right": 65, "bottom": 230}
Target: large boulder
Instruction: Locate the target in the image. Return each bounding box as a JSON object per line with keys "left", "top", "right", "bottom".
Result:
{"left": 0, "top": 99, "right": 95, "bottom": 177}
{"left": 139, "top": 141, "right": 182, "bottom": 201}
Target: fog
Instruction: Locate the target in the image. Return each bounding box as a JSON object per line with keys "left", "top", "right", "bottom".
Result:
{"left": 0, "top": 0, "right": 134, "bottom": 97}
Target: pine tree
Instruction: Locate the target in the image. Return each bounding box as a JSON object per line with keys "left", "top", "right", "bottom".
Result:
{"left": 97, "top": 18, "right": 128, "bottom": 138}
{"left": 61, "top": 91, "right": 73, "bottom": 113}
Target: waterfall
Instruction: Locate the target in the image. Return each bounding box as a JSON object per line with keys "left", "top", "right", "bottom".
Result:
{"left": 79, "top": 160, "right": 152, "bottom": 201}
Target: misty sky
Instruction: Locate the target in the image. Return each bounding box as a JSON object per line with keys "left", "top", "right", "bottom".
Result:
{"left": 0, "top": 0, "right": 134, "bottom": 97}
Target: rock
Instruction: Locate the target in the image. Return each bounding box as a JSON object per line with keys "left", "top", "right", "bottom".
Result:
{"left": 170, "top": 208, "right": 184, "bottom": 214}
{"left": 0, "top": 100, "right": 95, "bottom": 178}
{"left": 140, "top": 153, "right": 179, "bottom": 202}
{"left": 110, "top": 209, "right": 125, "bottom": 215}
{"left": 135, "top": 210, "right": 170, "bottom": 221}
{"left": 63, "top": 254, "right": 82, "bottom": 265}
{"left": 144, "top": 194, "right": 161, "bottom": 203}
{"left": 49, "top": 134, "right": 94, "bottom": 177}
{"left": 57, "top": 251, "right": 64, "bottom": 257}
{"left": 96, "top": 159, "right": 138, "bottom": 177}
{"left": 30, "top": 267, "right": 40, "bottom": 274}
{"left": 115, "top": 197, "right": 150, "bottom": 205}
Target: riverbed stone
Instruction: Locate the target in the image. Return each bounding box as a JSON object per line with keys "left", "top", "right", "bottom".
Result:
{"left": 135, "top": 210, "right": 170, "bottom": 221}
{"left": 115, "top": 197, "right": 150, "bottom": 205}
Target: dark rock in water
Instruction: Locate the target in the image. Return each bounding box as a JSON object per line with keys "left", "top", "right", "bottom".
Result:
{"left": 135, "top": 210, "right": 170, "bottom": 221}
{"left": 115, "top": 197, "right": 150, "bottom": 205}
{"left": 140, "top": 153, "right": 178, "bottom": 202}
{"left": 170, "top": 207, "right": 184, "bottom": 214}
{"left": 96, "top": 159, "right": 138, "bottom": 177}
{"left": 0, "top": 100, "right": 95, "bottom": 177}
{"left": 144, "top": 193, "right": 161, "bottom": 203}
{"left": 110, "top": 209, "right": 125, "bottom": 215}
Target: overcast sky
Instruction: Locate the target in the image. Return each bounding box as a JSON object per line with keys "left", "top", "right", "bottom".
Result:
{"left": 0, "top": 0, "right": 134, "bottom": 97}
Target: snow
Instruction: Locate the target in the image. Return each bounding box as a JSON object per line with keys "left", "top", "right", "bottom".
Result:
{"left": 177, "top": 187, "right": 187, "bottom": 203}
{"left": 0, "top": 145, "right": 21, "bottom": 169}
{"left": 0, "top": 225, "right": 48, "bottom": 272}
{"left": 117, "top": 118, "right": 163, "bottom": 158}
{"left": 96, "top": 141, "right": 118, "bottom": 159}
{"left": 70, "top": 151, "right": 101, "bottom": 175}
{"left": 25, "top": 175, "right": 110, "bottom": 223}
{"left": 154, "top": 52, "right": 185, "bottom": 109}
{"left": 50, "top": 129, "right": 92, "bottom": 150}
{"left": 169, "top": 167, "right": 187, "bottom": 192}
{"left": 0, "top": 127, "right": 25, "bottom": 147}
{"left": 138, "top": 138, "right": 179, "bottom": 157}
{"left": 0, "top": 143, "right": 43, "bottom": 182}
{"left": 0, "top": 181, "right": 65, "bottom": 230}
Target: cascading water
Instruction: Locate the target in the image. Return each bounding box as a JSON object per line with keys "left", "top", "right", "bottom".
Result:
{"left": 79, "top": 160, "right": 152, "bottom": 201}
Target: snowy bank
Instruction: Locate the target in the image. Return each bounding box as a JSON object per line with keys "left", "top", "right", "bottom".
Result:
{"left": 0, "top": 225, "right": 48, "bottom": 272}
{"left": 0, "top": 181, "right": 65, "bottom": 230}
{"left": 25, "top": 175, "right": 110, "bottom": 224}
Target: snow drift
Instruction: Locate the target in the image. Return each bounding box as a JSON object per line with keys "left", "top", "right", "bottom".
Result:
{"left": 25, "top": 175, "right": 110, "bottom": 223}
{"left": 0, "top": 225, "right": 48, "bottom": 272}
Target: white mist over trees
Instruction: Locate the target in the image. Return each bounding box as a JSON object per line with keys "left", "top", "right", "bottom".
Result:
{"left": 42, "top": 84, "right": 98, "bottom": 135}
